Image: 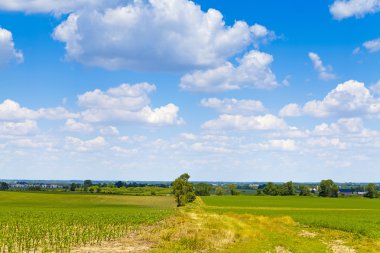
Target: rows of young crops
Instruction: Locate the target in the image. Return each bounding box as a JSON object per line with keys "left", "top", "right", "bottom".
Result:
{"left": 202, "top": 195, "right": 380, "bottom": 238}
{"left": 0, "top": 192, "right": 174, "bottom": 252}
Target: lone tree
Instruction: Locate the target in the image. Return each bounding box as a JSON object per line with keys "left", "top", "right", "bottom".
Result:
{"left": 172, "top": 173, "right": 196, "bottom": 207}
{"left": 319, "top": 179, "right": 338, "bottom": 197}
{"left": 364, "top": 183, "right": 378, "bottom": 199}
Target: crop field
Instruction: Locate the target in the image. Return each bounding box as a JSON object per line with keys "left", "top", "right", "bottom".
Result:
{"left": 0, "top": 192, "right": 175, "bottom": 252}
{"left": 202, "top": 195, "right": 380, "bottom": 238}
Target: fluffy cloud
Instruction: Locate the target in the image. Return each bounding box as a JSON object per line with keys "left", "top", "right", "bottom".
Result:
{"left": 308, "top": 52, "right": 336, "bottom": 81}
{"left": 78, "top": 83, "right": 183, "bottom": 125}
{"left": 0, "top": 120, "right": 37, "bottom": 136}
{"left": 0, "top": 28, "right": 23, "bottom": 65}
{"left": 202, "top": 114, "right": 288, "bottom": 131}
{"left": 280, "top": 80, "right": 380, "bottom": 118}
{"left": 250, "top": 24, "right": 276, "bottom": 48}
{"left": 330, "top": 0, "right": 380, "bottom": 19}
{"left": 363, "top": 38, "right": 380, "bottom": 53}
{"left": 313, "top": 118, "right": 365, "bottom": 135}
{"left": 53, "top": 0, "right": 272, "bottom": 71}
{"left": 0, "top": 0, "right": 119, "bottom": 14}
{"left": 279, "top": 103, "right": 302, "bottom": 117}
{"left": 308, "top": 137, "right": 346, "bottom": 149}
{"left": 65, "top": 136, "right": 106, "bottom": 152}
{"left": 180, "top": 50, "right": 278, "bottom": 92}
{"left": 260, "top": 139, "right": 297, "bottom": 151}
{"left": 201, "top": 98, "right": 265, "bottom": 114}
{"left": 0, "top": 99, "right": 77, "bottom": 120}
{"left": 64, "top": 119, "right": 93, "bottom": 133}
{"left": 370, "top": 80, "right": 380, "bottom": 94}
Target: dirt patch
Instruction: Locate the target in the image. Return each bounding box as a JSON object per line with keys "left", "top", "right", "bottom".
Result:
{"left": 326, "top": 240, "right": 356, "bottom": 253}
{"left": 299, "top": 230, "right": 317, "bottom": 238}
{"left": 275, "top": 246, "right": 292, "bottom": 253}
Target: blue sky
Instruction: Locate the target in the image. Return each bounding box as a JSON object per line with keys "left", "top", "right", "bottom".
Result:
{"left": 0, "top": 0, "right": 380, "bottom": 182}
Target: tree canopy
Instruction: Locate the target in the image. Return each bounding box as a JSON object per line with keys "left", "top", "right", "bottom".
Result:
{"left": 172, "top": 173, "right": 196, "bottom": 207}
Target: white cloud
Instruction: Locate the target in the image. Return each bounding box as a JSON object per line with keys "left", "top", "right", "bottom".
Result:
{"left": 0, "top": 120, "right": 37, "bottom": 136}
{"left": 64, "top": 119, "right": 93, "bottom": 133}
{"left": 99, "top": 126, "right": 119, "bottom": 135}
{"left": 201, "top": 98, "right": 265, "bottom": 114}
{"left": 0, "top": 28, "right": 23, "bottom": 65}
{"left": 308, "top": 52, "right": 336, "bottom": 81}
{"left": 370, "top": 80, "right": 380, "bottom": 95}
{"left": 330, "top": 0, "right": 380, "bottom": 19}
{"left": 260, "top": 139, "right": 297, "bottom": 151}
{"left": 279, "top": 103, "right": 302, "bottom": 117}
{"left": 53, "top": 0, "right": 272, "bottom": 71}
{"left": 78, "top": 83, "right": 183, "bottom": 125}
{"left": 250, "top": 23, "right": 276, "bottom": 48}
{"left": 65, "top": 136, "right": 106, "bottom": 152}
{"left": 0, "top": 0, "right": 119, "bottom": 14}
{"left": 313, "top": 118, "right": 369, "bottom": 136}
{"left": 110, "top": 146, "right": 138, "bottom": 155}
{"left": 180, "top": 50, "right": 278, "bottom": 92}
{"left": 363, "top": 38, "right": 380, "bottom": 53}
{"left": 0, "top": 99, "right": 77, "bottom": 121}
{"left": 281, "top": 80, "right": 380, "bottom": 118}
{"left": 308, "top": 137, "right": 346, "bottom": 149}
{"left": 202, "top": 114, "right": 288, "bottom": 131}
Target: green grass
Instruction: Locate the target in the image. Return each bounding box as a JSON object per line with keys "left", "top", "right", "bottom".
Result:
{"left": 0, "top": 191, "right": 175, "bottom": 252}
{"left": 202, "top": 195, "right": 380, "bottom": 238}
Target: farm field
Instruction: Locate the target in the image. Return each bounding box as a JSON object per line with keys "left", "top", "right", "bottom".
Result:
{"left": 200, "top": 196, "right": 380, "bottom": 252}
{"left": 0, "top": 191, "right": 175, "bottom": 252}
{"left": 2, "top": 192, "right": 380, "bottom": 252}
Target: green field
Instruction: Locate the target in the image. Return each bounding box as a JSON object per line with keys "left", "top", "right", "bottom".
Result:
{"left": 2, "top": 192, "right": 380, "bottom": 252}
{"left": 202, "top": 195, "right": 380, "bottom": 238}
{"left": 0, "top": 192, "right": 174, "bottom": 252}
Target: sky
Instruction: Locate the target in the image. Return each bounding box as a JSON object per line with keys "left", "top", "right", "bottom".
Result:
{"left": 0, "top": 0, "right": 380, "bottom": 182}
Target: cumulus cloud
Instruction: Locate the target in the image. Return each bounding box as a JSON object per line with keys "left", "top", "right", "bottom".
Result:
{"left": 313, "top": 118, "right": 364, "bottom": 135}
{"left": 0, "top": 0, "right": 120, "bottom": 14}
{"left": 308, "top": 52, "right": 336, "bottom": 81}
{"left": 202, "top": 114, "right": 288, "bottom": 131}
{"left": 180, "top": 50, "right": 278, "bottom": 92}
{"left": 281, "top": 80, "right": 380, "bottom": 118}
{"left": 65, "top": 136, "right": 106, "bottom": 152}
{"left": 330, "top": 0, "right": 380, "bottom": 19}
{"left": 0, "top": 99, "right": 78, "bottom": 121}
{"left": 53, "top": 0, "right": 273, "bottom": 71}
{"left": 78, "top": 83, "right": 183, "bottom": 125}
{"left": 279, "top": 103, "right": 302, "bottom": 117}
{"left": 260, "top": 139, "right": 297, "bottom": 151}
{"left": 363, "top": 38, "right": 380, "bottom": 53}
{"left": 0, "top": 120, "right": 38, "bottom": 136}
{"left": 370, "top": 80, "right": 380, "bottom": 95}
{"left": 0, "top": 28, "right": 23, "bottom": 65}
{"left": 250, "top": 23, "right": 277, "bottom": 48}
{"left": 64, "top": 119, "right": 93, "bottom": 133}
{"left": 308, "top": 137, "right": 346, "bottom": 149}
{"left": 201, "top": 98, "right": 265, "bottom": 114}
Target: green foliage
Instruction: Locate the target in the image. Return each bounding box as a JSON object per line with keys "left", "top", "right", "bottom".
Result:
{"left": 228, "top": 184, "right": 240, "bottom": 195}
{"left": 172, "top": 173, "right": 196, "bottom": 207}
{"left": 319, "top": 179, "right": 339, "bottom": 197}
{"left": 0, "top": 182, "right": 9, "bottom": 191}
{"left": 263, "top": 182, "right": 278, "bottom": 196}
{"left": 299, "top": 185, "right": 311, "bottom": 196}
{"left": 114, "top": 181, "right": 127, "bottom": 188}
{"left": 364, "top": 183, "right": 378, "bottom": 199}
{"left": 215, "top": 186, "right": 224, "bottom": 196}
{"left": 194, "top": 183, "right": 213, "bottom": 196}
{"left": 0, "top": 192, "right": 173, "bottom": 252}
{"left": 202, "top": 195, "right": 380, "bottom": 238}
{"left": 279, "top": 181, "right": 295, "bottom": 196}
